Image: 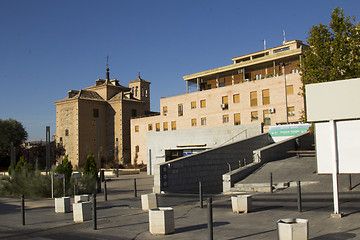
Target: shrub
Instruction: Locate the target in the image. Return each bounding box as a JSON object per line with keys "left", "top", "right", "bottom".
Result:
{"left": 83, "top": 153, "right": 97, "bottom": 178}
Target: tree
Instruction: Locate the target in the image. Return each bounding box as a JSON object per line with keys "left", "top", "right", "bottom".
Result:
{"left": 55, "top": 155, "right": 73, "bottom": 183}
{"left": 301, "top": 7, "right": 360, "bottom": 89}
{"left": 83, "top": 153, "right": 97, "bottom": 178}
{"left": 0, "top": 118, "right": 28, "bottom": 167}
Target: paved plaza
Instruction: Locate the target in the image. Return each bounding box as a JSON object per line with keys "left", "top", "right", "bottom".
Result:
{"left": 1, "top": 171, "right": 360, "bottom": 240}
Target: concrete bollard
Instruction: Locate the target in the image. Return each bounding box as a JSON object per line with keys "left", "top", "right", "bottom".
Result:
{"left": 231, "top": 195, "right": 252, "bottom": 214}
{"left": 141, "top": 193, "right": 158, "bottom": 211}
{"left": 74, "top": 194, "right": 90, "bottom": 203}
{"left": 55, "top": 197, "right": 71, "bottom": 213}
{"left": 149, "top": 207, "right": 175, "bottom": 235}
{"left": 73, "top": 201, "right": 92, "bottom": 222}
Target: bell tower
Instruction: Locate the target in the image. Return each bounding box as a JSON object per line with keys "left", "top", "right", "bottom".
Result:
{"left": 128, "top": 72, "right": 151, "bottom": 110}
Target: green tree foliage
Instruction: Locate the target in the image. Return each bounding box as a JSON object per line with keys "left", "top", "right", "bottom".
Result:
{"left": 83, "top": 153, "right": 97, "bottom": 178}
{"left": 301, "top": 7, "right": 360, "bottom": 89}
{"left": 0, "top": 118, "right": 28, "bottom": 167}
{"left": 55, "top": 155, "right": 73, "bottom": 183}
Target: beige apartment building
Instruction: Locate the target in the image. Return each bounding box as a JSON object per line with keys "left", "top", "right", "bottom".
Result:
{"left": 55, "top": 69, "right": 151, "bottom": 168}
{"left": 131, "top": 40, "right": 308, "bottom": 169}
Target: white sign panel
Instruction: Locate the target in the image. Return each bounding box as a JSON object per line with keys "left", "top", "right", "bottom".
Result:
{"left": 306, "top": 78, "right": 360, "bottom": 122}
{"left": 316, "top": 119, "right": 360, "bottom": 174}
{"left": 53, "top": 174, "right": 65, "bottom": 179}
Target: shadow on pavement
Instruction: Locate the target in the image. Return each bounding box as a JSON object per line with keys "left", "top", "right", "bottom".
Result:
{"left": 311, "top": 232, "right": 357, "bottom": 240}
{"left": 175, "top": 221, "right": 229, "bottom": 233}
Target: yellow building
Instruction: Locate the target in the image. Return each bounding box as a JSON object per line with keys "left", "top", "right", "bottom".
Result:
{"left": 55, "top": 68, "right": 151, "bottom": 168}
{"left": 131, "top": 40, "right": 308, "bottom": 170}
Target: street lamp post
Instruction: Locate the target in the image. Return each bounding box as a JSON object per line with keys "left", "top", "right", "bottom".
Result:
{"left": 280, "top": 62, "right": 289, "bottom": 124}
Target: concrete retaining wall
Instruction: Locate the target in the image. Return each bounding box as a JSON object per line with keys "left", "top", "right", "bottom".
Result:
{"left": 253, "top": 131, "right": 314, "bottom": 163}
{"left": 153, "top": 133, "right": 271, "bottom": 194}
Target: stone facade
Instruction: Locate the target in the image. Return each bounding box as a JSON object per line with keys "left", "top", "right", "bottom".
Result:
{"left": 55, "top": 69, "right": 151, "bottom": 168}
{"left": 131, "top": 40, "right": 308, "bottom": 166}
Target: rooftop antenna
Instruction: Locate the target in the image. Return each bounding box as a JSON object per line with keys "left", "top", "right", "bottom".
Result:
{"left": 105, "top": 55, "right": 110, "bottom": 83}
{"left": 283, "top": 30, "right": 286, "bottom": 45}
{"left": 263, "top": 39, "right": 267, "bottom": 50}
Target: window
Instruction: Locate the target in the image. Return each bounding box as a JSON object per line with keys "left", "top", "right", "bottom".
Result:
{"left": 135, "top": 86, "right": 138, "bottom": 97}
{"left": 219, "top": 79, "right": 225, "bottom": 87}
{"left": 191, "top": 101, "right": 196, "bottom": 109}
{"left": 163, "top": 122, "right": 168, "bottom": 131}
{"left": 288, "top": 106, "right": 295, "bottom": 116}
{"left": 233, "top": 94, "right": 240, "bottom": 103}
{"left": 262, "top": 89, "right": 270, "bottom": 105}
{"left": 286, "top": 85, "right": 294, "bottom": 95}
{"left": 135, "top": 125, "right": 139, "bottom": 132}
{"left": 222, "top": 96, "right": 228, "bottom": 110}
{"left": 93, "top": 108, "right": 99, "bottom": 118}
{"left": 201, "top": 117, "right": 207, "bottom": 126}
{"left": 171, "top": 121, "right": 176, "bottom": 130}
{"left": 135, "top": 145, "right": 139, "bottom": 152}
{"left": 274, "top": 46, "right": 290, "bottom": 53}
{"left": 156, "top": 123, "right": 160, "bottom": 131}
{"left": 250, "top": 91, "right": 257, "bottom": 107}
{"left": 200, "top": 99, "right": 206, "bottom": 108}
{"left": 263, "top": 110, "right": 271, "bottom": 125}
{"left": 65, "top": 129, "right": 69, "bottom": 136}
{"left": 163, "top": 106, "right": 168, "bottom": 115}
{"left": 223, "top": 114, "right": 229, "bottom": 123}
{"left": 234, "top": 113, "right": 241, "bottom": 125}
{"left": 222, "top": 96, "right": 228, "bottom": 104}
{"left": 178, "top": 104, "right": 183, "bottom": 116}
{"left": 132, "top": 109, "right": 137, "bottom": 117}
{"left": 148, "top": 124, "right": 153, "bottom": 131}
{"left": 251, "top": 111, "right": 258, "bottom": 121}
{"left": 191, "top": 118, "right": 197, "bottom": 126}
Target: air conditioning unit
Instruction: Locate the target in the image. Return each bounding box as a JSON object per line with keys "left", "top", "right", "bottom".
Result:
{"left": 269, "top": 108, "right": 276, "bottom": 114}
{"left": 221, "top": 104, "right": 228, "bottom": 109}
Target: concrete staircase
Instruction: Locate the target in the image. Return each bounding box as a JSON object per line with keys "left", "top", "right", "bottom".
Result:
{"left": 229, "top": 156, "right": 360, "bottom": 193}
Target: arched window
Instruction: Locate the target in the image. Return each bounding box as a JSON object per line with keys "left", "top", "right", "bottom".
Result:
{"left": 135, "top": 86, "right": 138, "bottom": 97}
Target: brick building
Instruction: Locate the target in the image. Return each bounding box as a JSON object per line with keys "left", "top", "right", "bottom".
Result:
{"left": 131, "top": 40, "right": 308, "bottom": 172}
{"left": 55, "top": 69, "right": 151, "bottom": 168}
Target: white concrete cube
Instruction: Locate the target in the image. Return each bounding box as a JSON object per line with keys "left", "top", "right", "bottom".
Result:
{"left": 149, "top": 207, "right": 175, "bottom": 235}
{"left": 141, "top": 193, "right": 158, "bottom": 211}
{"left": 231, "top": 195, "right": 252, "bottom": 213}
{"left": 72, "top": 202, "right": 92, "bottom": 222}
{"left": 74, "top": 194, "right": 90, "bottom": 203}
{"left": 277, "top": 218, "right": 309, "bottom": 240}
{"left": 55, "top": 197, "right": 71, "bottom": 213}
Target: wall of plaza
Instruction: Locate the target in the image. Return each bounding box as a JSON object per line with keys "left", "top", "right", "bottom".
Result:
{"left": 131, "top": 72, "right": 304, "bottom": 166}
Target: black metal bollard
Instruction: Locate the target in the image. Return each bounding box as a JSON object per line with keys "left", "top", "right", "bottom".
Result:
{"left": 134, "top": 179, "right": 137, "bottom": 198}
{"left": 199, "top": 181, "right": 203, "bottom": 208}
{"left": 270, "top": 172, "right": 273, "bottom": 194}
{"left": 349, "top": 174, "right": 352, "bottom": 191}
{"left": 21, "top": 195, "right": 25, "bottom": 225}
{"left": 97, "top": 177, "right": 101, "bottom": 193}
{"left": 92, "top": 194, "right": 97, "bottom": 230}
{"left": 104, "top": 180, "right": 108, "bottom": 201}
{"left": 100, "top": 170, "right": 105, "bottom": 182}
{"left": 74, "top": 184, "right": 78, "bottom": 196}
{"left": 297, "top": 181, "right": 302, "bottom": 212}
{"left": 207, "top": 198, "right": 213, "bottom": 240}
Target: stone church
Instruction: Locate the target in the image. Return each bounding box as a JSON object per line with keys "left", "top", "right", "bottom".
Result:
{"left": 54, "top": 68, "right": 151, "bottom": 168}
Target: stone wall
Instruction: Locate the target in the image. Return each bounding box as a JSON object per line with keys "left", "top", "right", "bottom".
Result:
{"left": 153, "top": 133, "right": 271, "bottom": 194}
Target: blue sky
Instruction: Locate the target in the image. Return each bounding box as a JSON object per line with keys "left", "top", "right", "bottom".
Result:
{"left": 1, "top": 0, "right": 359, "bottom": 141}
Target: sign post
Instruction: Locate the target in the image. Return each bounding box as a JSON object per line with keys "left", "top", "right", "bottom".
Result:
{"left": 52, "top": 174, "right": 65, "bottom": 198}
